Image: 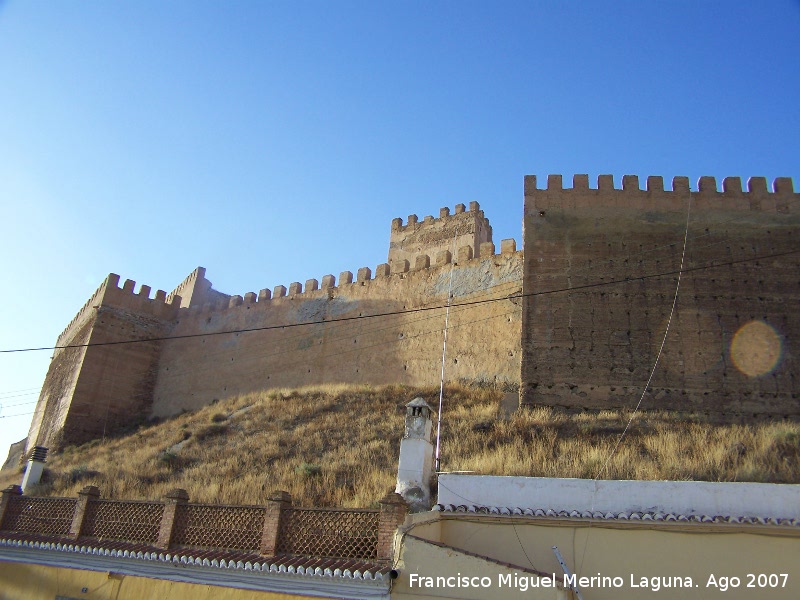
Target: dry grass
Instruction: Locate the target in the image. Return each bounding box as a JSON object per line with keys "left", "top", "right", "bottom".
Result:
{"left": 1, "top": 384, "right": 798, "bottom": 507}
{"left": 444, "top": 405, "right": 800, "bottom": 484}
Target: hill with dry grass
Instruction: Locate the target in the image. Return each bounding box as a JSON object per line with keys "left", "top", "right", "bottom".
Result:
{"left": 2, "top": 384, "right": 799, "bottom": 507}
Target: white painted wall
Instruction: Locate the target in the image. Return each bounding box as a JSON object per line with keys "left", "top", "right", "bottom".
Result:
{"left": 21, "top": 460, "right": 45, "bottom": 494}
{"left": 437, "top": 474, "right": 800, "bottom": 519}
{"left": 397, "top": 438, "right": 434, "bottom": 508}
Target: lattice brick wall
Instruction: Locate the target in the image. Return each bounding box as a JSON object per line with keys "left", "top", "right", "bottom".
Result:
{"left": 0, "top": 486, "right": 403, "bottom": 563}
{"left": 0, "top": 496, "right": 76, "bottom": 536}
{"left": 81, "top": 500, "right": 164, "bottom": 544}
{"left": 172, "top": 504, "right": 265, "bottom": 552}
{"left": 276, "top": 508, "right": 379, "bottom": 559}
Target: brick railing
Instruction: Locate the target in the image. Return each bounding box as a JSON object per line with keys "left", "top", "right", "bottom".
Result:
{"left": 0, "top": 485, "right": 406, "bottom": 563}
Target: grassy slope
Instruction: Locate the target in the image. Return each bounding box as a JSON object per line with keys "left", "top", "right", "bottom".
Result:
{"left": 2, "top": 384, "right": 798, "bottom": 507}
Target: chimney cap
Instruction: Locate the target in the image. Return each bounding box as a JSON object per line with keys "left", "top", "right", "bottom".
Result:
{"left": 405, "top": 397, "right": 435, "bottom": 419}
{"left": 406, "top": 397, "right": 433, "bottom": 410}
{"left": 28, "top": 446, "right": 48, "bottom": 463}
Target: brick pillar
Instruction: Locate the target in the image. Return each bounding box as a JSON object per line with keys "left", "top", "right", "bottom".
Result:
{"left": 377, "top": 492, "right": 407, "bottom": 564}
{"left": 69, "top": 485, "right": 100, "bottom": 539}
{"left": 157, "top": 488, "right": 189, "bottom": 550}
{"left": 260, "top": 490, "right": 291, "bottom": 556}
{"left": 0, "top": 485, "right": 22, "bottom": 530}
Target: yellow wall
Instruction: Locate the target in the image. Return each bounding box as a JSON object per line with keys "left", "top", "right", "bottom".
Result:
{"left": 399, "top": 515, "right": 800, "bottom": 600}
{"left": 392, "top": 534, "right": 568, "bottom": 600}
{"left": 0, "top": 562, "right": 318, "bottom": 600}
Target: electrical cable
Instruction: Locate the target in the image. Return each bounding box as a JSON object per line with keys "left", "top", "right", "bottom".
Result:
{"left": 576, "top": 187, "right": 693, "bottom": 576}
{"left": 594, "top": 195, "right": 693, "bottom": 481}
{"left": 0, "top": 246, "right": 796, "bottom": 355}
{"left": 0, "top": 399, "right": 39, "bottom": 408}
{"left": 0, "top": 392, "right": 40, "bottom": 401}
{"left": 0, "top": 388, "right": 40, "bottom": 396}
{"left": 47, "top": 279, "right": 522, "bottom": 393}
{"left": 435, "top": 229, "right": 459, "bottom": 472}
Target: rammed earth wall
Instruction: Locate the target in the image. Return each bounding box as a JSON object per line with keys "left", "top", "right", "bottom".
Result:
{"left": 151, "top": 244, "right": 522, "bottom": 417}
{"left": 27, "top": 203, "right": 521, "bottom": 451}
{"left": 25, "top": 174, "right": 800, "bottom": 453}
{"left": 520, "top": 175, "right": 800, "bottom": 419}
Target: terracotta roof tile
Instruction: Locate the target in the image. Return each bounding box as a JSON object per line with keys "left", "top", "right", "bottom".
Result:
{"left": 433, "top": 504, "right": 800, "bottom": 527}
{"left": 0, "top": 532, "right": 391, "bottom": 580}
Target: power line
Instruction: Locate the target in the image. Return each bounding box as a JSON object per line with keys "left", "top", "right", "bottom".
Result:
{"left": 0, "top": 399, "right": 39, "bottom": 408}
{"left": 0, "top": 391, "right": 40, "bottom": 400}
{"left": 45, "top": 279, "right": 521, "bottom": 390}
{"left": 0, "top": 411, "right": 36, "bottom": 419}
{"left": 0, "top": 387, "right": 40, "bottom": 396}
{"left": 0, "top": 246, "right": 796, "bottom": 355}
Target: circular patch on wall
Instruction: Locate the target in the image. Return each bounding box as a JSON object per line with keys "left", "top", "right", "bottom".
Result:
{"left": 731, "top": 320, "right": 782, "bottom": 377}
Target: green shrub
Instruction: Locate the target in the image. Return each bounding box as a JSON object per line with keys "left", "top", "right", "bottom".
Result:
{"left": 296, "top": 463, "right": 322, "bottom": 477}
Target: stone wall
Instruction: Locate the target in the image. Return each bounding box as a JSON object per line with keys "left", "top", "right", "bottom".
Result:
{"left": 520, "top": 174, "right": 800, "bottom": 419}
{"left": 389, "top": 201, "right": 492, "bottom": 271}
{"left": 27, "top": 205, "right": 521, "bottom": 449}
{"left": 151, "top": 244, "right": 522, "bottom": 416}
{"left": 26, "top": 276, "right": 181, "bottom": 453}
{"left": 26, "top": 173, "right": 799, "bottom": 453}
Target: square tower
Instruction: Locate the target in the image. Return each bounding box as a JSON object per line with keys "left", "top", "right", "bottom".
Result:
{"left": 388, "top": 201, "right": 493, "bottom": 270}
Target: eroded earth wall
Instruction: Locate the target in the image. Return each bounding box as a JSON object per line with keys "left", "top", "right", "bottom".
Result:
{"left": 26, "top": 276, "right": 180, "bottom": 453}
{"left": 520, "top": 174, "right": 800, "bottom": 419}
{"left": 27, "top": 204, "right": 522, "bottom": 450}
{"left": 151, "top": 243, "right": 522, "bottom": 416}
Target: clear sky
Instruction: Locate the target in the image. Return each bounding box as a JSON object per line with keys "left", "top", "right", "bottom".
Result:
{"left": 0, "top": 1, "right": 798, "bottom": 460}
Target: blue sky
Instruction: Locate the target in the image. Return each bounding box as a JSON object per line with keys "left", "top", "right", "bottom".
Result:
{"left": 0, "top": 1, "right": 798, "bottom": 458}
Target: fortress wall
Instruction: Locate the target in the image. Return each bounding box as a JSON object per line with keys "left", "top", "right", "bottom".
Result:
{"left": 151, "top": 244, "right": 522, "bottom": 417}
{"left": 166, "top": 267, "right": 205, "bottom": 308}
{"left": 520, "top": 174, "right": 800, "bottom": 419}
{"left": 388, "top": 202, "right": 493, "bottom": 270}
{"left": 55, "top": 279, "right": 109, "bottom": 348}
{"left": 27, "top": 275, "right": 182, "bottom": 450}
{"left": 166, "top": 267, "right": 231, "bottom": 309}
{"left": 29, "top": 174, "right": 798, "bottom": 453}
{"left": 26, "top": 322, "right": 92, "bottom": 454}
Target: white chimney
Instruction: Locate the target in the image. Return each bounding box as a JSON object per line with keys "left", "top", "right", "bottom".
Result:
{"left": 21, "top": 446, "right": 48, "bottom": 494}
{"left": 396, "top": 398, "right": 435, "bottom": 512}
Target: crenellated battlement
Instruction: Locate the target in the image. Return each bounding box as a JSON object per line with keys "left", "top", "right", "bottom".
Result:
{"left": 390, "top": 200, "right": 485, "bottom": 231}
{"left": 56, "top": 273, "right": 182, "bottom": 348}
{"left": 188, "top": 234, "right": 520, "bottom": 318}
{"left": 32, "top": 172, "right": 800, "bottom": 455}
{"left": 102, "top": 273, "right": 182, "bottom": 317}
{"left": 165, "top": 266, "right": 233, "bottom": 309}
{"left": 55, "top": 278, "right": 111, "bottom": 347}
{"left": 524, "top": 174, "right": 797, "bottom": 213}
{"left": 389, "top": 202, "right": 494, "bottom": 271}
{"left": 166, "top": 267, "right": 205, "bottom": 307}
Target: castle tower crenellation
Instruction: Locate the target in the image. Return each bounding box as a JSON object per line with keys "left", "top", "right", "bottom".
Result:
{"left": 172, "top": 223, "right": 520, "bottom": 319}
{"left": 526, "top": 173, "right": 795, "bottom": 195}
{"left": 521, "top": 172, "right": 799, "bottom": 419}
{"left": 209, "top": 236, "right": 520, "bottom": 312}
{"left": 388, "top": 202, "right": 493, "bottom": 270}
{"left": 195, "top": 202, "right": 515, "bottom": 313}
{"left": 55, "top": 272, "right": 183, "bottom": 348}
